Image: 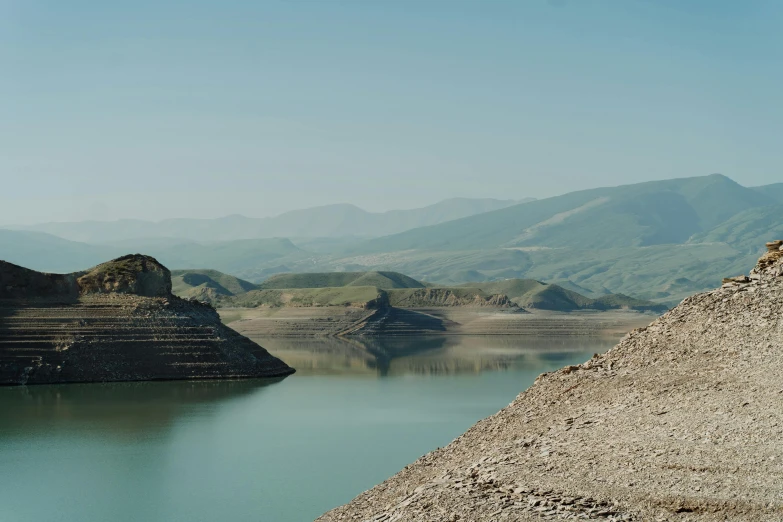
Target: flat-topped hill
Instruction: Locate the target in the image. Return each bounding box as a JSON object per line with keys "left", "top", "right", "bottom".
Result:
{"left": 0, "top": 255, "right": 293, "bottom": 385}
{"left": 258, "top": 271, "right": 425, "bottom": 290}
{"left": 319, "top": 241, "right": 783, "bottom": 521}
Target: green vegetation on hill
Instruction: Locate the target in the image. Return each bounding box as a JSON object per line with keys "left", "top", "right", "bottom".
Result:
{"left": 225, "top": 286, "right": 385, "bottom": 308}
{"left": 353, "top": 174, "right": 775, "bottom": 253}
{"left": 259, "top": 271, "right": 424, "bottom": 290}
{"left": 4, "top": 175, "right": 780, "bottom": 306}
{"left": 171, "top": 269, "right": 259, "bottom": 302}
{"left": 463, "top": 279, "right": 667, "bottom": 312}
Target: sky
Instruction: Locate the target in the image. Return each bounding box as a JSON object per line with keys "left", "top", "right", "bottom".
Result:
{"left": 1, "top": 0, "right": 781, "bottom": 224}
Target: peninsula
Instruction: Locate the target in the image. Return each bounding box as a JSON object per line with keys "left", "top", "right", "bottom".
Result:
{"left": 317, "top": 241, "right": 783, "bottom": 521}
{"left": 0, "top": 255, "right": 294, "bottom": 385}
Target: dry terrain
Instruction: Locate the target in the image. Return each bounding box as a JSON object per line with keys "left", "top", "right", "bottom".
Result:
{"left": 317, "top": 242, "right": 783, "bottom": 521}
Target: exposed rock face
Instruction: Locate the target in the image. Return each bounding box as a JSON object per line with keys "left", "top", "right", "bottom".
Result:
{"left": 0, "top": 255, "right": 294, "bottom": 385}
{"left": 317, "top": 241, "right": 783, "bottom": 521}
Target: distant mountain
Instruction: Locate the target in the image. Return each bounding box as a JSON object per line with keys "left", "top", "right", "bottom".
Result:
{"left": 752, "top": 183, "right": 783, "bottom": 203}
{"left": 0, "top": 230, "right": 308, "bottom": 276}
{"left": 4, "top": 175, "right": 780, "bottom": 306}
{"left": 689, "top": 204, "right": 783, "bottom": 254}
{"left": 0, "top": 229, "right": 118, "bottom": 273}
{"left": 354, "top": 175, "right": 775, "bottom": 253}
{"left": 8, "top": 198, "right": 530, "bottom": 243}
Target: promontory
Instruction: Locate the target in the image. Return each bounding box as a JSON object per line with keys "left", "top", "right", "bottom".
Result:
{"left": 317, "top": 241, "right": 783, "bottom": 521}
{"left": 0, "top": 254, "right": 294, "bottom": 385}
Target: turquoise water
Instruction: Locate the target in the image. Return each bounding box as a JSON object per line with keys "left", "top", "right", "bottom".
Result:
{"left": 0, "top": 336, "right": 612, "bottom": 522}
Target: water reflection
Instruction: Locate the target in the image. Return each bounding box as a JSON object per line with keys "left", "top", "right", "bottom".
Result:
{"left": 253, "top": 335, "right": 616, "bottom": 377}
{"left": 0, "top": 378, "right": 280, "bottom": 438}
{"left": 0, "top": 336, "right": 609, "bottom": 522}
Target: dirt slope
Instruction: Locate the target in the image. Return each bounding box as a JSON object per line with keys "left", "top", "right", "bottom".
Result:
{"left": 317, "top": 241, "right": 783, "bottom": 521}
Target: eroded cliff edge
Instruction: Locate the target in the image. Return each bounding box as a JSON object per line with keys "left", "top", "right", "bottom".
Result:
{"left": 317, "top": 241, "right": 783, "bottom": 521}
{"left": 0, "top": 255, "right": 294, "bottom": 385}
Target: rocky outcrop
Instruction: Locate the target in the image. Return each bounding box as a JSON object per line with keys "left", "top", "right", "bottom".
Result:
{"left": 317, "top": 241, "right": 783, "bottom": 521}
{"left": 0, "top": 255, "right": 294, "bottom": 385}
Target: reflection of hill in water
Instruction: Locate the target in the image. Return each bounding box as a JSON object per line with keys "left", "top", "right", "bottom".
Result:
{"left": 252, "top": 336, "right": 616, "bottom": 377}
{"left": 0, "top": 379, "right": 279, "bottom": 437}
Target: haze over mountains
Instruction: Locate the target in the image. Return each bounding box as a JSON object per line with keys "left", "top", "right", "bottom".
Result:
{"left": 9, "top": 198, "right": 528, "bottom": 242}
{"left": 1, "top": 175, "right": 780, "bottom": 305}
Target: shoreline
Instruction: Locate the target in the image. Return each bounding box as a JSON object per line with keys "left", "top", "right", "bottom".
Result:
{"left": 221, "top": 306, "right": 660, "bottom": 339}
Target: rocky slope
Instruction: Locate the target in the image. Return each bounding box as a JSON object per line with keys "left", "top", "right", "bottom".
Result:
{"left": 317, "top": 241, "right": 783, "bottom": 521}
{"left": 0, "top": 255, "right": 294, "bottom": 385}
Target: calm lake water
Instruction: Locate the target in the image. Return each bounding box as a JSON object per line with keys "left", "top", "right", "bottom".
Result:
{"left": 0, "top": 335, "right": 614, "bottom": 522}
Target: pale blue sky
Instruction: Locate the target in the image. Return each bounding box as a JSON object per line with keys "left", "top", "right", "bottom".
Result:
{"left": 1, "top": 0, "right": 781, "bottom": 224}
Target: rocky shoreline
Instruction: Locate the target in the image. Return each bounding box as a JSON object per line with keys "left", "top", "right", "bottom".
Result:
{"left": 317, "top": 241, "right": 783, "bottom": 521}
{"left": 0, "top": 255, "right": 294, "bottom": 385}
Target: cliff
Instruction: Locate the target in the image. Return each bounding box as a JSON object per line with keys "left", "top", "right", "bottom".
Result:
{"left": 317, "top": 241, "right": 783, "bottom": 521}
{"left": 0, "top": 255, "right": 294, "bottom": 385}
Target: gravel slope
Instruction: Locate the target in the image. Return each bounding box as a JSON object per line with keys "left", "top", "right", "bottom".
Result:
{"left": 317, "top": 242, "right": 783, "bottom": 521}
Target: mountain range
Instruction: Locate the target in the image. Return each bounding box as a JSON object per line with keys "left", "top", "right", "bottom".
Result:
{"left": 1, "top": 174, "right": 779, "bottom": 305}
{"left": 7, "top": 198, "right": 529, "bottom": 242}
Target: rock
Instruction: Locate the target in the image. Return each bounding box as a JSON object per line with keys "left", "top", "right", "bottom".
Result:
{"left": 765, "top": 240, "right": 783, "bottom": 252}
{"left": 77, "top": 254, "right": 171, "bottom": 297}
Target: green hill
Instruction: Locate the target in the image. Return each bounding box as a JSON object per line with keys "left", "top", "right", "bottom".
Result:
{"left": 463, "top": 279, "right": 667, "bottom": 312}
{"left": 259, "top": 271, "right": 425, "bottom": 290}
{"left": 353, "top": 174, "right": 775, "bottom": 253}
{"left": 225, "top": 286, "right": 386, "bottom": 308}
{"left": 171, "top": 269, "right": 260, "bottom": 302}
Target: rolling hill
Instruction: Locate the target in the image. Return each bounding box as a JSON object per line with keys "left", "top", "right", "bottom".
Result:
{"left": 3, "top": 175, "right": 780, "bottom": 305}
{"left": 171, "top": 269, "right": 260, "bottom": 302}
{"left": 463, "top": 279, "right": 667, "bottom": 312}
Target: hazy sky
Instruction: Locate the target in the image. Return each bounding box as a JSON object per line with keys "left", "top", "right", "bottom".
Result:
{"left": 1, "top": 0, "right": 781, "bottom": 224}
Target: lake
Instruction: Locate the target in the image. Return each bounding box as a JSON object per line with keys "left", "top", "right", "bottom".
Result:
{"left": 0, "top": 335, "right": 615, "bottom": 522}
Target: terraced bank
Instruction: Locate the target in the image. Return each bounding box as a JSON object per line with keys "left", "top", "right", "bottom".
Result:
{"left": 0, "top": 256, "right": 293, "bottom": 385}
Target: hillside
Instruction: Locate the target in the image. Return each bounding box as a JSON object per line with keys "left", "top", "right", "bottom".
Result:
{"left": 171, "top": 269, "right": 260, "bottom": 303}
{"left": 318, "top": 244, "right": 783, "bottom": 520}
{"left": 8, "top": 198, "right": 528, "bottom": 242}
{"left": 258, "top": 271, "right": 425, "bottom": 290}
{"left": 354, "top": 174, "right": 775, "bottom": 253}
{"left": 224, "top": 286, "right": 386, "bottom": 309}
{"left": 3, "top": 175, "right": 780, "bottom": 304}
{"left": 466, "top": 279, "right": 667, "bottom": 312}
{"left": 752, "top": 183, "right": 783, "bottom": 203}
